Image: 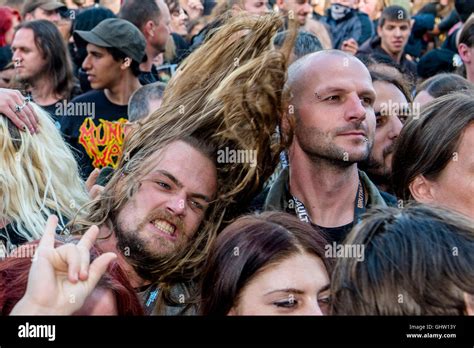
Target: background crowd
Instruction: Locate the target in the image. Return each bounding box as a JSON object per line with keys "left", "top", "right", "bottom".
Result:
{"left": 0, "top": 0, "right": 473, "bottom": 317}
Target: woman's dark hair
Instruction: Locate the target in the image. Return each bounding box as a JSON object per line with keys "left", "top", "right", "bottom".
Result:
{"left": 392, "top": 90, "right": 474, "bottom": 201}
{"left": 416, "top": 73, "right": 473, "bottom": 99}
{"left": 0, "top": 240, "right": 144, "bottom": 315}
{"left": 200, "top": 212, "right": 330, "bottom": 315}
{"left": 15, "top": 20, "right": 74, "bottom": 99}
{"left": 106, "top": 47, "right": 141, "bottom": 77}
{"left": 331, "top": 203, "right": 474, "bottom": 315}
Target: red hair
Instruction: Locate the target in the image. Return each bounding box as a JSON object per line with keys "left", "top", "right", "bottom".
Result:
{"left": 0, "top": 240, "right": 144, "bottom": 315}
{"left": 0, "top": 6, "right": 20, "bottom": 47}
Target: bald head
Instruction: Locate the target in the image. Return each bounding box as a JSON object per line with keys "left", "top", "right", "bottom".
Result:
{"left": 284, "top": 49, "right": 376, "bottom": 169}
{"left": 287, "top": 50, "right": 371, "bottom": 103}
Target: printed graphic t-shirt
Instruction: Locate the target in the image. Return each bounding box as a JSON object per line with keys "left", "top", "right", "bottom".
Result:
{"left": 59, "top": 90, "right": 128, "bottom": 179}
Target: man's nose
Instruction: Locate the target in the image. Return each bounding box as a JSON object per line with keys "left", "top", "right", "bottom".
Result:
{"left": 166, "top": 193, "right": 186, "bottom": 215}
{"left": 345, "top": 92, "right": 367, "bottom": 121}
{"left": 388, "top": 114, "right": 403, "bottom": 139}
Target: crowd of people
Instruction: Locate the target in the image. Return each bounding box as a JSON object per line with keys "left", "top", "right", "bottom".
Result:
{"left": 0, "top": 0, "right": 473, "bottom": 317}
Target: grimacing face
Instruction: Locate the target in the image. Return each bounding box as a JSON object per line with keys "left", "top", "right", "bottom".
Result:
{"left": 229, "top": 253, "right": 330, "bottom": 315}
{"left": 291, "top": 54, "right": 376, "bottom": 166}
{"left": 114, "top": 140, "right": 217, "bottom": 260}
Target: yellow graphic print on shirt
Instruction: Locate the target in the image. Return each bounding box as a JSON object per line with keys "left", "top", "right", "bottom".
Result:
{"left": 78, "top": 117, "right": 128, "bottom": 169}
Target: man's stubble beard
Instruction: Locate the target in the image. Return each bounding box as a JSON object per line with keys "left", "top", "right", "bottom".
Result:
{"left": 295, "top": 120, "right": 373, "bottom": 168}
{"left": 360, "top": 142, "right": 396, "bottom": 189}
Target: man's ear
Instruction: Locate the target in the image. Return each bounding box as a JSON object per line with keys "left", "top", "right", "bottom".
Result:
{"left": 231, "top": 3, "right": 242, "bottom": 14}
{"left": 458, "top": 43, "right": 472, "bottom": 64}
{"left": 377, "top": 24, "right": 382, "bottom": 37}
{"left": 279, "top": 102, "right": 296, "bottom": 146}
{"left": 121, "top": 57, "right": 132, "bottom": 71}
{"left": 144, "top": 20, "right": 155, "bottom": 38}
{"left": 275, "top": 0, "right": 285, "bottom": 11}
{"left": 409, "top": 175, "right": 435, "bottom": 203}
{"left": 24, "top": 13, "right": 33, "bottom": 21}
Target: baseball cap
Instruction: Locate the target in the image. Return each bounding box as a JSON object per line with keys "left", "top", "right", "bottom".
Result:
{"left": 73, "top": 18, "right": 146, "bottom": 64}
{"left": 22, "top": 0, "right": 67, "bottom": 17}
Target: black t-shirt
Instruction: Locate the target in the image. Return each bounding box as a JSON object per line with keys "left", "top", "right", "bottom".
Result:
{"left": 314, "top": 222, "right": 354, "bottom": 245}
{"left": 40, "top": 102, "right": 63, "bottom": 130}
{"left": 59, "top": 90, "right": 128, "bottom": 179}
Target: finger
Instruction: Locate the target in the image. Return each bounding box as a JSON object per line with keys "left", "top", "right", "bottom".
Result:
{"left": 89, "top": 185, "right": 104, "bottom": 199}
{"left": 77, "top": 244, "right": 92, "bottom": 281}
{"left": 76, "top": 225, "right": 100, "bottom": 251}
{"left": 14, "top": 107, "right": 35, "bottom": 134}
{"left": 61, "top": 244, "right": 82, "bottom": 283}
{"left": 37, "top": 215, "right": 58, "bottom": 252}
{"left": 11, "top": 92, "right": 36, "bottom": 133}
{"left": 85, "top": 168, "right": 100, "bottom": 192}
{"left": 21, "top": 103, "right": 39, "bottom": 132}
{"left": 1, "top": 107, "right": 27, "bottom": 131}
{"left": 6, "top": 97, "right": 34, "bottom": 133}
{"left": 87, "top": 252, "right": 117, "bottom": 289}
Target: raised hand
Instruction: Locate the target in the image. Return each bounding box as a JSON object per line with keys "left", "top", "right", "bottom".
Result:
{"left": 10, "top": 215, "right": 117, "bottom": 315}
{"left": 0, "top": 88, "right": 38, "bottom": 133}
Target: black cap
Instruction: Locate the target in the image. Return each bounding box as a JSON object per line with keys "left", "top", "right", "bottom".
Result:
{"left": 74, "top": 18, "right": 146, "bottom": 64}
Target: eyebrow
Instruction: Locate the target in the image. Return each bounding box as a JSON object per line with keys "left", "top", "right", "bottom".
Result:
{"left": 264, "top": 288, "right": 305, "bottom": 296}
{"left": 318, "top": 284, "right": 330, "bottom": 294}
{"left": 153, "top": 170, "right": 212, "bottom": 203}
{"left": 315, "top": 87, "right": 376, "bottom": 99}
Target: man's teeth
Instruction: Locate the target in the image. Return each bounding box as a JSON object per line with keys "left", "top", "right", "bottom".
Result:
{"left": 153, "top": 219, "right": 176, "bottom": 235}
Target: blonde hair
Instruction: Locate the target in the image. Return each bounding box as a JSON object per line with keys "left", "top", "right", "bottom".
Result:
{"left": 0, "top": 104, "right": 89, "bottom": 246}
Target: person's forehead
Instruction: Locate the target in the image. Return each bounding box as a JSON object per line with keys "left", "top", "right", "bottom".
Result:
{"left": 373, "top": 80, "right": 407, "bottom": 103}
{"left": 305, "top": 55, "right": 373, "bottom": 90}
{"left": 13, "top": 28, "right": 35, "bottom": 42}
{"left": 146, "top": 141, "right": 216, "bottom": 178}
{"left": 381, "top": 19, "right": 410, "bottom": 27}
{"left": 157, "top": 0, "right": 171, "bottom": 19}
{"left": 251, "top": 253, "right": 328, "bottom": 292}
{"left": 86, "top": 43, "right": 109, "bottom": 53}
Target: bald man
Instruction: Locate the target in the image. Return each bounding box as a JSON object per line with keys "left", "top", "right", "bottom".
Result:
{"left": 259, "top": 50, "right": 396, "bottom": 244}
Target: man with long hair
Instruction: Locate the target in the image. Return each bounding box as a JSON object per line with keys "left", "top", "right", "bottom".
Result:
{"left": 10, "top": 20, "right": 75, "bottom": 120}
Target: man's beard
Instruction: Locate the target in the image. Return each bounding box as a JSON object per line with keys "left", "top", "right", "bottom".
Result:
{"left": 295, "top": 120, "right": 372, "bottom": 168}
{"left": 112, "top": 208, "right": 188, "bottom": 282}
{"left": 360, "top": 142, "right": 396, "bottom": 191}
{"left": 14, "top": 70, "right": 42, "bottom": 88}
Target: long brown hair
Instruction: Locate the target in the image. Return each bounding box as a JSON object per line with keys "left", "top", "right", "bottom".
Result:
{"left": 330, "top": 203, "right": 474, "bottom": 315}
